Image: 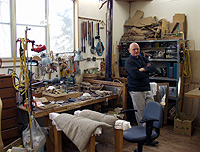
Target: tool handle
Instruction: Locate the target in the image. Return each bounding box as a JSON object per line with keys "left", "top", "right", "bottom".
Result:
{"left": 96, "top": 23, "right": 99, "bottom": 36}
{"left": 81, "top": 22, "right": 84, "bottom": 39}
{"left": 85, "top": 22, "right": 87, "bottom": 40}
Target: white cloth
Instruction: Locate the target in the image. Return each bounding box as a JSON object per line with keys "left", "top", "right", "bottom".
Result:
{"left": 74, "top": 110, "right": 131, "bottom": 130}
{"left": 150, "top": 82, "right": 157, "bottom": 96}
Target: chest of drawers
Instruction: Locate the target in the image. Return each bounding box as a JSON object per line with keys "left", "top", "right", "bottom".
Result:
{"left": 0, "top": 74, "right": 19, "bottom": 146}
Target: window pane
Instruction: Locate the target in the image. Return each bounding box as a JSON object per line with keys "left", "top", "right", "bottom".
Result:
{"left": 16, "top": 0, "right": 45, "bottom": 25}
{"left": 16, "top": 25, "right": 45, "bottom": 57}
{"left": 0, "top": 0, "right": 10, "bottom": 23}
{"left": 49, "top": 0, "right": 74, "bottom": 53}
{"left": 0, "top": 24, "right": 11, "bottom": 57}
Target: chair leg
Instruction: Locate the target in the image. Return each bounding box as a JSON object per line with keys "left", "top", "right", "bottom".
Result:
{"left": 137, "top": 143, "right": 143, "bottom": 152}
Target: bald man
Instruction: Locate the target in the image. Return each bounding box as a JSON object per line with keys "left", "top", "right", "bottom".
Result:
{"left": 125, "top": 42, "right": 156, "bottom": 126}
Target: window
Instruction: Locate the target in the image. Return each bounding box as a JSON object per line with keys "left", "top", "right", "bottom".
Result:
{"left": 49, "top": 0, "right": 74, "bottom": 54}
{"left": 0, "top": 0, "right": 74, "bottom": 58}
{"left": 0, "top": 0, "right": 11, "bottom": 58}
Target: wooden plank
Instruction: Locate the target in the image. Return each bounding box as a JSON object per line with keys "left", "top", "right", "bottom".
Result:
{"left": 42, "top": 91, "right": 82, "bottom": 101}
{"left": 84, "top": 79, "right": 124, "bottom": 87}
{"left": 113, "top": 54, "right": 120, "bottom": 78}
{"left": 124, "top": 10, "right": 144, "bottom": 27}
{"left": 190, "top": 51, "right": 200, "bottom": 83}
{"left": 125, "top": 16, "right": 154, "bottom": 27}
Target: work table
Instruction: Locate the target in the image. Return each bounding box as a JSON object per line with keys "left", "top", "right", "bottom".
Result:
{"left": 19, "top": 94, "right": 118, "bottom": 118}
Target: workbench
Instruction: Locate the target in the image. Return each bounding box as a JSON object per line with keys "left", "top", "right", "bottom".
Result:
{"left": 19, "top": 79, "right": 127, "bottom": 152}
{"left": 19, "top": 95, "right": 118, "bottom": 152}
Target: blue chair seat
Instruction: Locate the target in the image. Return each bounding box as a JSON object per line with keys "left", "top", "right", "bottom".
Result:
{"left": 123, "top": 126, "right": 157, "bottom": 142}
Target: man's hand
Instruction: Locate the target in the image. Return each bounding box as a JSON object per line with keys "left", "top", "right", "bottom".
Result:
{"left": 139, "top": 68, "right": 145, "bottom": 72}
{"left": 139, "top": 62, "right": 151, "bottom": 71}
{"left": 146, "top": 62, "right": 151, "bottom": 67}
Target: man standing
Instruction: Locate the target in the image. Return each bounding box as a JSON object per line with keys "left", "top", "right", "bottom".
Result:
{"left": 125, "top": 42, "right": 156, "bottom": 126}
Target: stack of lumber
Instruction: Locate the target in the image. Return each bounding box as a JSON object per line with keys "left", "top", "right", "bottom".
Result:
{"left": 120, "top": 10, "right": 186, "bottom": 41}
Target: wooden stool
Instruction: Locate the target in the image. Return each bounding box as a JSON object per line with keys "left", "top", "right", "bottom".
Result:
{"left": 53, "top": 125, "right": 123, "bottom": 152}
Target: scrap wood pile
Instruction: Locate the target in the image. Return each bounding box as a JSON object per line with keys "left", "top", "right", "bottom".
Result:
{"left": 120, "top": 10, "right": 187, "bottom": 42}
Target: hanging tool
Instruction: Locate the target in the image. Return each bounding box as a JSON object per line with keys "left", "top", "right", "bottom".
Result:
{"left": 85, "top": 21, "right": 87, "bottom": 41}
{"left": 81, "top": 22, "right": 84, "bottom": 52}
{"left": 83, "top": 22, "right": 86, "bottom": 53}
{"left": 88, "top": 21, "right": 91, "bottom": 46}
{"left": 90, "top": 21, "right": 96, "bottom": 54}
{"left": 95, "top": 23, "right": 104, "bottom": 56}
{"left": 84, "top": 21, "right": 87, "bottom": 53}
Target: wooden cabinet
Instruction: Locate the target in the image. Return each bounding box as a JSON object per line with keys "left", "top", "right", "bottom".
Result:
{"left": 0, "top": 74, "right": 19, "bottom": 146}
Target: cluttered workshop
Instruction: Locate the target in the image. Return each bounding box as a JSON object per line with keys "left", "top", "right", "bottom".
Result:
{"left": 0, "top": 0, "right": 200, "bottom": 152}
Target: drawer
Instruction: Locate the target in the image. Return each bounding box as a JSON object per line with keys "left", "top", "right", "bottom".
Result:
{"left": 0, "top": 87, "right": 16, "bottom": 99}
{"left": 2, "top": 107, "right": 18, "bottom": 119}
{"left": 0, "top": 75, "right": 13, "bottom": 88}
{"left": 1, "top": 117, "right": 18, "bottom": 130}
{"left": 2, "top": 97, "right": 17, "bottom": 109}
{"left": 3, "top": 137, "right": 18, "bottom": 147}
{"left": 2, "top": 127, "right": 19, "bottom": 140}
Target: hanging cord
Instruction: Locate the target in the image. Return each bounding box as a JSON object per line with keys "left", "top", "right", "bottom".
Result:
{"left": 12, "top": 29, "right": 33, "bottom": 151}
{"left": 182, "top": 49, "right": 192, "bottom": 85}
{"left": 12, "top": 38, "right": 30, "bottom": 95}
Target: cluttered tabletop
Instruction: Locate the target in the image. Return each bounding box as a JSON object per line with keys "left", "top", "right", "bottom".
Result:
{"left": 18, "top": 81, "right": 118, "bottom": 118}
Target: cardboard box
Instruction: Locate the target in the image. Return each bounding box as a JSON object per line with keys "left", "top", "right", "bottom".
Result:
{"left": 174, "top": 112, "right": 195, "bottom": 136}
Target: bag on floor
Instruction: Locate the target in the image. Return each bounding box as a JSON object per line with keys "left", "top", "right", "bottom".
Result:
{"left": 22, "top": 116, "right": 46, "bottom": 151}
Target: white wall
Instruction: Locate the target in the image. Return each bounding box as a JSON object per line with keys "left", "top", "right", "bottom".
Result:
{"left": 78, "top": 0, "right": 107, "bottom": 69}
{"left": 77, "top": 0, "right": 129, "bottom": 82}
{"left": 130, "top": 0, "right": 200, "bottom": 50}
